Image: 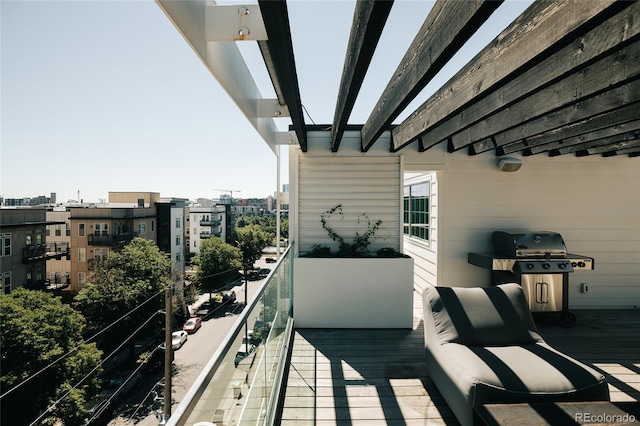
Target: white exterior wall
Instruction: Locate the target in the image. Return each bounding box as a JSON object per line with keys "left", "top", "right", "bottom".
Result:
{"left": 189, "top": 206, "right": 227, "bottom": 254}
{"left": 290, "top": 130, "right": 404, "bottom": 256}
{"left": 404, "top": 148, "right": 640, "bottom": 309}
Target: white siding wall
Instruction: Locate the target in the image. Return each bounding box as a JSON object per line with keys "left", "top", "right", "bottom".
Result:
{"left": 406, "top": 150, "right": 640, "bottom": 309}
{"left": 291, "top": 130, "right": 403, "bottom": 256}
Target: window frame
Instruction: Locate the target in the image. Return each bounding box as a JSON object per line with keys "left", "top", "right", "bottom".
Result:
{"left": 403, "top": 181, "right": 430, "bottom": 244}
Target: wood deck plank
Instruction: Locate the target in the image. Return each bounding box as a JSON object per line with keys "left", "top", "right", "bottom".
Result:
{"left": 279, "top": 291, "right": 640, "bottom": 425}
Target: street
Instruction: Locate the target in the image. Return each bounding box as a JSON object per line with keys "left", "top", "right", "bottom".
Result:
{"left": 105, "top": 259, "right": 270, "bottom": 426}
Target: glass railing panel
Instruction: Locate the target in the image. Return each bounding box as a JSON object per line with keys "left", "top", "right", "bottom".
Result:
{"left": 168, "top": 244, "right": 293, "bottom": 426}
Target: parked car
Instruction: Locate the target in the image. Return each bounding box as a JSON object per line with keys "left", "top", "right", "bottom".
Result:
{"left": 172, "top": 330, "right": 188, "bottom": 350}
{"left": 257, "top": 268, "right": 271, "bottom": 278}
{"left": 196, "top": 302, "right": 212, "bottom": 317}
{"left": 234, "top": 343, "right": 256, "bottom": 367}
{"left": 222, "top": 290, "right": 236, "bottom": 304}
{"left": 102, "top": 370, "right": 142, "bottom": 402}
{"left": 83, "top": 369, "right": 142, "bottom": 424}
{"left": 183, "top": 316, "right": 202, "bottom": 334}
{"left": 265, "top": 257, "right": 276, "bottom": 263}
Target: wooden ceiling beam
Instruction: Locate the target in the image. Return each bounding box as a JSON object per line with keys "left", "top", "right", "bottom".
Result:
{"left": 331, "top": 0, "right": 394, "bottom": 152}
{"left": 602, "top": 141, "right": 640, "bottom": 157}
{"left": 392, "top": 0, "right": 620, "bottom": 152}
{"left": 456, "top": 41, "right": 640, "bottom": 154}
{"left": 423, "top": 2, "right": 640, "bottom": 154}
{"left": 359, "top": 0, "right": 502, "bottom": 152}
{"left": 547, "top": 121, "right": 640, "bottom": 156}
{"left": 497, "top": 103, "right": 640, "bottom": 156}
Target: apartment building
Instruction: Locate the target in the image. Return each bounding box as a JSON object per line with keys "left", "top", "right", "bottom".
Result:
{"left": 67, "top": 192, "right": 159, "bottom": 292}
{"left": 156, "top": 197, "right": 188, "bottom": 284}
{"left": 45, "top": 208, "right": 72, "bottom": 290}
{"left": 188, "top": 205, "right": 230, "bottom": 254}
{"left": 0, "top": 208, "right": 68, "bottom": 293}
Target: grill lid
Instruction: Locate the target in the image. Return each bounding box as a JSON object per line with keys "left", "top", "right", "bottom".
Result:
{"left": 492, "top": 231, "right": 568, "bottom": 258}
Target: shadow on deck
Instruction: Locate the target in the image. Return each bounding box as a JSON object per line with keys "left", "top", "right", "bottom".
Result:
{"left": 279, "top": 291, "right": 640, "bottom": 425}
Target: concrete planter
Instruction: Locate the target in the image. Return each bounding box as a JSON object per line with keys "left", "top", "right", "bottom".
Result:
{"left": 293, "top": 257, "right": 414, "bottom": 328}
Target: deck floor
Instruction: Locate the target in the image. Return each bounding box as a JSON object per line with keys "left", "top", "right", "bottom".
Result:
{"left": 279, "top": 290, "right": 640, "bottom": 425}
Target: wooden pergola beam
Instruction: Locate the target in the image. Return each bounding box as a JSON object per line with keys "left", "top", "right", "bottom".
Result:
{"left": 360, "top": 0, "right": 502, "bottom": 152}
{"left": 424, "top": 2, "right": 640, "bottom": 154}
{"left": 497, "top": 102, "right": 640, "bottom": 156}
{"left": 258, "top": 0, "right": 308, "bottom": 151}
{"left": 331, "top": 0, "right": 394, "bottom": 153}
{"left": 392, "top": 0, "right": 620, "bottom": 152}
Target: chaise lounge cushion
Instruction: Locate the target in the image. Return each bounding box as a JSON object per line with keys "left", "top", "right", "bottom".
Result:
{"left": 423, "top": 283, "right": 609, "bottom": 426}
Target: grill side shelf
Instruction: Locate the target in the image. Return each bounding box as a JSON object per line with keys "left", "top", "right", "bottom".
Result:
{"left": 468, "top": 253, "right": 515, "bottom": 271}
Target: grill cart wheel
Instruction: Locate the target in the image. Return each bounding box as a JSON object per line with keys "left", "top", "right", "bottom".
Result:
{"left": 560, "top": 311, "right": 576, "bottom": 328}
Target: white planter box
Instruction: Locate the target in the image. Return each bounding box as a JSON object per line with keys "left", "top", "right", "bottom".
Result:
{"left": 293, "top": 257, "right": 414, "bottom": 328}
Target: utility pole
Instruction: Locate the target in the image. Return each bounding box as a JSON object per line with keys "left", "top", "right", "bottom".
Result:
{"left": 161, "top": 286, "right": 172, "bottom": 424}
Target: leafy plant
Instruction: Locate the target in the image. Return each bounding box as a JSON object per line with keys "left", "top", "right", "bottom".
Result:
{"left": 318, "top": 204, "right": 383, "bottom": 257}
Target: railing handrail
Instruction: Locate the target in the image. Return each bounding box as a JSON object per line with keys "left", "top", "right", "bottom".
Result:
{"left": 166, "top": 243, "right": 293, "bottom": 425}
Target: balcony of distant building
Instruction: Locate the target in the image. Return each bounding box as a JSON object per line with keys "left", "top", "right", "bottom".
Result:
{"left": 22, "top": 242, "right": 70, "bottom": 263}
{"left": 87, "top": 231, "right": 138, "bottom": 246}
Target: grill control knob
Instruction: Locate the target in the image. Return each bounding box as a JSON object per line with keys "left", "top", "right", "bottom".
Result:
{"left": 578, "top": 261, "right": 586, "bottom": 268}
{"left": 542, "top": 263, "right": 551, "bottom": 270}
{"left": 558, "top": 263, "right": 567, "bottom": 269}
{"left": 526, "top": 263, "right": 535, "bottom": 270}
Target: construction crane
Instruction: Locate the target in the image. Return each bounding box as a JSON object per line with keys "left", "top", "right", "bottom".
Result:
{"left": 214, "top": 189, "right": 241, "bottom": 200}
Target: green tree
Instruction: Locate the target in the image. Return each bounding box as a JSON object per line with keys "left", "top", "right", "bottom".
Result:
{"left": 0, "top": 288, "right": 102, "bottom": 426}
{"left": 193, "top": 237, "right": 242, "bottom": 299}
{"left": 236, "top": 224, "right": 273, "bottom": 273}
{"left": 73, "top": 238, "right": 170, "bottom": 353}
{"left": 280, "top": 218, "right": 289, "bottom": 239}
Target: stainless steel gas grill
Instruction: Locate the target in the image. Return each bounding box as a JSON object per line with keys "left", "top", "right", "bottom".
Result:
{"left": 468, "top": 231, "right": 594, "bottom": 326}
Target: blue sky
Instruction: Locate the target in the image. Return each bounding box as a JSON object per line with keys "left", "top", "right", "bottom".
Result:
{"left": 1, "top": 0, "right": 530, "bottom": 203}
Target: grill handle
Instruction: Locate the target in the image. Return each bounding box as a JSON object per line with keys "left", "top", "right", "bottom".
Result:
{"left": 536, "top": 281, "right": 549, "bottom": 304}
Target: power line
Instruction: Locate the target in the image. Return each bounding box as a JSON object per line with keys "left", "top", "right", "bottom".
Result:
{"left": 1, "top": 287, "right": 165, "bottom": 400}
{"left": 28, "top": 309, "right": 164, "bottom": 426}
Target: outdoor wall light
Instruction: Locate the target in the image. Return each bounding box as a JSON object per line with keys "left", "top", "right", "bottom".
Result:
{"left": 497, "top": 157, "right": 523, "bottom": 172}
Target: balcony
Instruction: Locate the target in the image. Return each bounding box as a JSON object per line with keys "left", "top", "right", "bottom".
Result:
{"left": 200, "top": 219, "right": 221, "bottom": 227}
{"left": 87, "top": 232, "right": 137, "bottom": 246}
{"left": 45, "top": 272, "right": 70, "bottom": 291}
{"left": 165, "top": 248, "right": 640, "bottom": 425}
{"left": 199, "top": 232, "right": 222, "bottom": 239}
{"left": 22, "top": 242, "right": 70, "bottom": 263}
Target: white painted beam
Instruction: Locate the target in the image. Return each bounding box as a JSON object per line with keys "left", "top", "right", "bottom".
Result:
{"left": 156, "top": 0, "right": 281, "bottom": 154}
{"left": 205, "top": 5, "right": 268, "bottom": 42}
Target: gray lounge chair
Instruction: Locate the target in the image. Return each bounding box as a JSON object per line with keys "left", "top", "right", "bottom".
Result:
{"left": 422, "top": 283, "right": 609, "bottom": 426}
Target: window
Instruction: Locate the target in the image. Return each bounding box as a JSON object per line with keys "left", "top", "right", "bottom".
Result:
{"left": 25, "top": 234, "right": 32, "bottom": 246}
{"left": 66, "top": 222, "right": 71, "bottom": 236}
{"left": 176, "top": 236, "right": 180, "bottom": 246}
{"left": 78, "top": 247, "right": 86, "bottom": 262}
{"left": 55, "top": 225, "right": 62, "bottom": 237}
{"left": 2, "top": 273, "right": 11, "bottom": 294}
{"left": 403, "top": 182, "right": 430, "bottom": 242}
{"left": 139, "top": 222, "right": 146, "bottom": 235}
{"left": 1, "top": 234, "right": 11, "bottom": 257}
{"left": 79, "top": 223, "right": 85, "bottom": 237}
{"left": 78, "top": 272, "right": 86, "bottom": 287}
{"left": 94, "top": 223, "right": 108, "bottom": 237}
{"left": 176, "top": 218, "right": 181, "bottom": 228}
{"left": 176, "top": 253, "right": 181, "bottom": 262}
{"left": 151, "top": 220, "right": 155, "bottom": 232}
{"left": 94, "top": 248, "right": 108, "bottom": 261}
